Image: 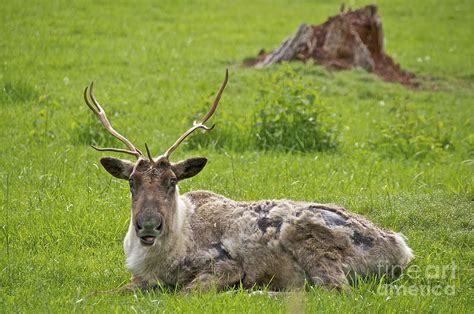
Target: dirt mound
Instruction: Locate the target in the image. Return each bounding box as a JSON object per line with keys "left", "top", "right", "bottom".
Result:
{"left": 246, "top": 5, "right": 416, "bottom": 87}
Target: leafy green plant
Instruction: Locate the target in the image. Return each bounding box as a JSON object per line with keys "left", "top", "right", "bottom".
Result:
{"left": 373, "top": 103, "right": 455, "bottom": 159}
{"left": 253, "top": 66, "right": 338, "bottom": 152}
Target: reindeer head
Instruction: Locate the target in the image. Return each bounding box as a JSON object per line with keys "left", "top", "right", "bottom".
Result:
{"left": 83, "top": 70, "right": 228, "bottom": 246}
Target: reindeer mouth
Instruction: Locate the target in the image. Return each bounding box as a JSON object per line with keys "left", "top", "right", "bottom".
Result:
{"left": 140, "top": 236, "right": 157, "bottom": 246}
{"left": 136, "top": 218, "right": 163, "bottom": 247}
{"left": 138, "top": 225, "right": 162, "bottom": 246}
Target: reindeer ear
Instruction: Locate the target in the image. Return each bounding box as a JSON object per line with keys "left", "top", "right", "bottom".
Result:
{"left": 172, "top": 157, "right": 207, "bottom": 181}
{"left": 100, "top": 157, "right": 135, "bottom": 180}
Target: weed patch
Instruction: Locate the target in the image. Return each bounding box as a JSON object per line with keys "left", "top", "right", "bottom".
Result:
{"left": 371, "top": 103, "right": 456, "bottom": 159}
{"left": 254, "top": 66, "right": 338, "bottom": 152}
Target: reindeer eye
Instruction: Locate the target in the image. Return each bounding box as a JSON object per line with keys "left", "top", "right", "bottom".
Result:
{"left": 129, "top": 178, "right": 135, "bottom": 193}
{"left": 169, "top": 178, "right": 177, "bottom": 187}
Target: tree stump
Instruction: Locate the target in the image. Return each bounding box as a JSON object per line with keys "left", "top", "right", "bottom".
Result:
{"left": 248, "top": 5, "right": 416, "bottom": 86}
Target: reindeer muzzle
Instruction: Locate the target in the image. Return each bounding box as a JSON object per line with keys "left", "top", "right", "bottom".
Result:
{"left": 135, "top": 212, "right": 163, "bottom": 246}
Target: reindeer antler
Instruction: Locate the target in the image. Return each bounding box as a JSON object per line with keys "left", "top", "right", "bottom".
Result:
{"left": 83, "top": 82, "right": 143, "bottom": 158}
{"left": 84, "top": 69, "right": 228, "bottom": 161}
{"left": 162, "top": 69, "right": 229, "bottom": 159}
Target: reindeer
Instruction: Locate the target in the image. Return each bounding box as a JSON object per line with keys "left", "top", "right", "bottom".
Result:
{"left": 83, "top": 70, "right": 413, "bottom": 293}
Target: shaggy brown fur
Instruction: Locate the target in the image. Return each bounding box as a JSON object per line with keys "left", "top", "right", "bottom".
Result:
{"left": 181, "top": 191, "right": 412, "bottom": 291}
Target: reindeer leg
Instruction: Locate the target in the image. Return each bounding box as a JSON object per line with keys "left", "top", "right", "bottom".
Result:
{"left": 88, "top": 275, "right": 157, "bottom": 296}
{"left": 306, "top": 263, "right": 350, "bottom": 292}
{"left": 116, "top": 275, "right": 157, "bottom": 293}
{"left": 290, "top": 249, "right": 350, "bottom": 291}
{"left": 182, "top": 260, "right": 244, "bottom": 293}
{"left": 281, "top": 222, "right": 351, "bottom": 291}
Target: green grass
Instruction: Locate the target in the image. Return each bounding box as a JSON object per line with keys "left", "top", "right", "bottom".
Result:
{"left": 1, "top": 0, "right": 473, "bottom": 312}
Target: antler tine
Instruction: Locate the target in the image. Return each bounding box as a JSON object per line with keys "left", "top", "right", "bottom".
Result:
{"left": 84, "top": 82, "right": 143, "bottom": 158}
{"left": 90, "top": 145, "right": 143, "bottom": 157}
{"left": 163, "top": 69, "right": 229, "bottom": 159}
{"left": 195, "top": 68, "right": 229, "bottom": 125}
{"left": 144, "top": 143, "right": 154, "bottom": 164}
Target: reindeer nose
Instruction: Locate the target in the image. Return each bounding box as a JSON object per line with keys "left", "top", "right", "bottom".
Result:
{"left": 136, "top": 213, "right": 162, "bottom": 232}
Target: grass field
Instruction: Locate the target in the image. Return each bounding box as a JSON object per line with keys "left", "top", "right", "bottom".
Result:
{"left": 1, "top": 0, "right": 473, "bottom": 312}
